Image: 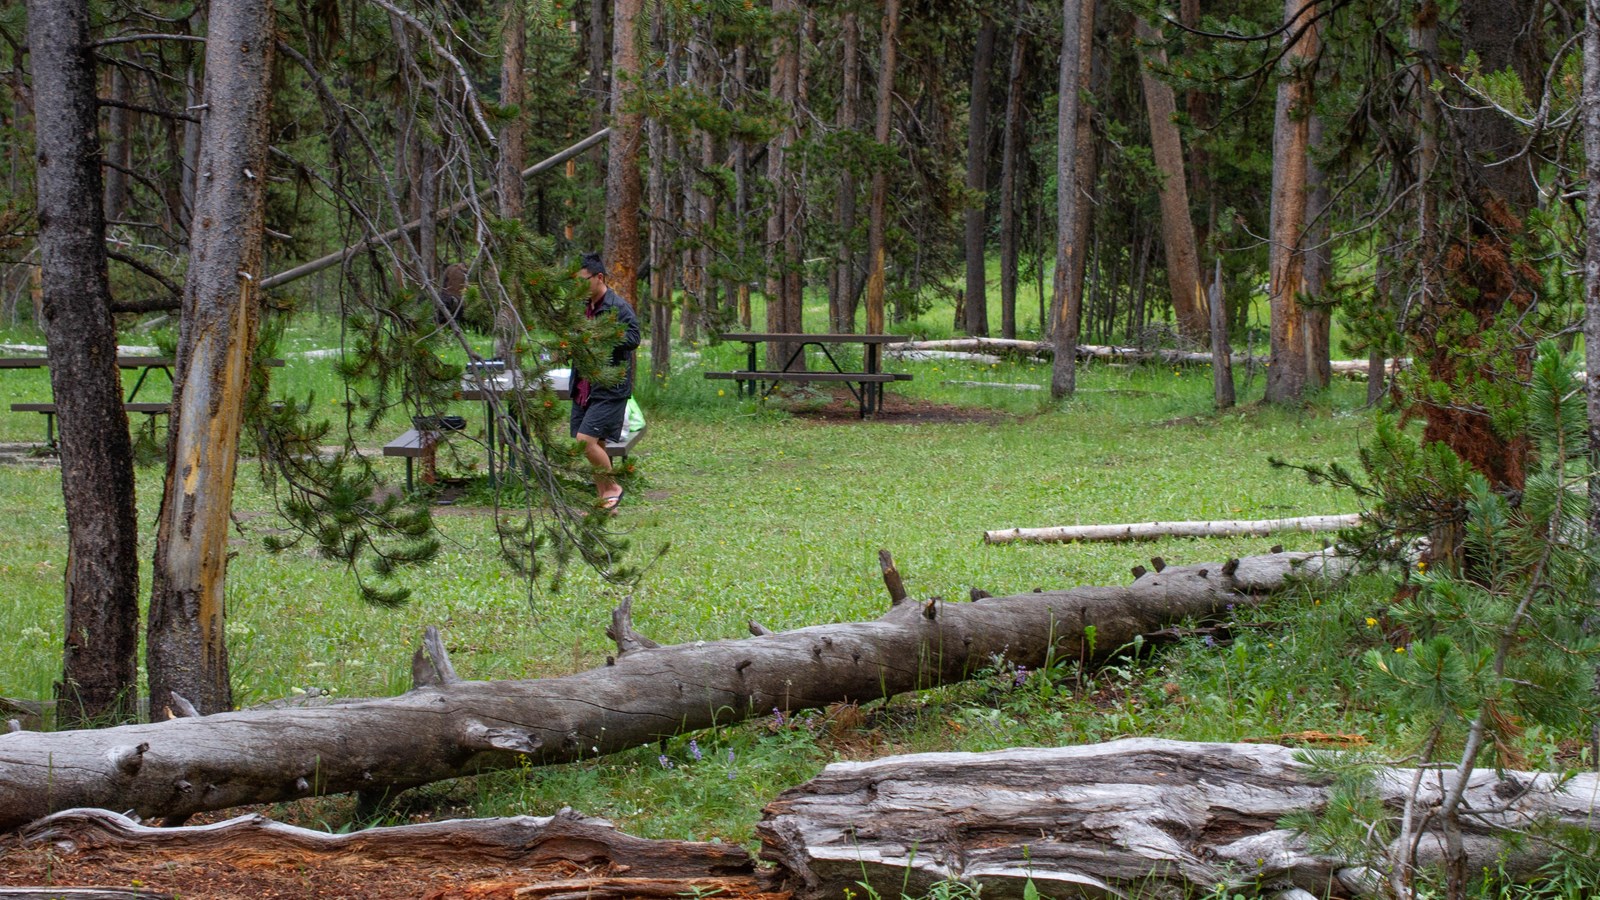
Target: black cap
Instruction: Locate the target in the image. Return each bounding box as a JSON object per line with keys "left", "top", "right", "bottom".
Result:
{"left": 579, "top": 252, "right": 607, "bottom": 277}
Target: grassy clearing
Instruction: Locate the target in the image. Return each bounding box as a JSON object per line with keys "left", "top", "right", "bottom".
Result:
{"left": 1, "top": 302, "right": 1401, "bottom": 849}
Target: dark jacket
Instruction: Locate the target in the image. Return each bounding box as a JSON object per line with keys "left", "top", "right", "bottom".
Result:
{"left": 586, "top": 287, "right": 641, "bottom": 401}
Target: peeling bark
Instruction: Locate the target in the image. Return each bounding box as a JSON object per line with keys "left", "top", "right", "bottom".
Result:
{"left": 0, "top": 552, "right": 1339, "bottom": 831}
{"left": 147, "top": 1, "right": 276, "bottom": 718}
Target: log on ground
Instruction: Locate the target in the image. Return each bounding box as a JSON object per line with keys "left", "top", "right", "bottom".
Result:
{"left": 758, "top": 738, "right": 1600, "bottom": 900}
{"left": 984, "top": 514, "right": 1362, "bottom": 544}
{"left": 0, "top": 551, "right": 1342, "bottom": 832}
{"left": 5, "top": 807, "right": 764, "bottom": 900}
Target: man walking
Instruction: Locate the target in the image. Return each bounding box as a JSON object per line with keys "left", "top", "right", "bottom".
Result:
{"left": 571, "top": 252, "right": 640, "bottom": 511}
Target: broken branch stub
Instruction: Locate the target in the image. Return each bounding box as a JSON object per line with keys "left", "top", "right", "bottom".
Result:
{"left": 0, "top": 551, "right": 1345, "bottom": 831}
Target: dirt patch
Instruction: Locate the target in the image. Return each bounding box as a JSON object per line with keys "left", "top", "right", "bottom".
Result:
{"left": 779, "top": 386, "right": 1011, "bottom": 425}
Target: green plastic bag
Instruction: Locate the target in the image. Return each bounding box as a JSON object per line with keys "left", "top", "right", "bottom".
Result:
{"left": 624, "top": 398, "right": 646, "bottom": 434}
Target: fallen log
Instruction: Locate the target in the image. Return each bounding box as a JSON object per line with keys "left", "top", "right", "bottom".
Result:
{"left": 758, "top": 739, "right": 1600, "bottom": 900}
{"left": 885, "top": 339, "right": 1404, "bottom": 377}
{"left": 5, "top": 807, "right": 762, "bottom": 900}
{"left": 0, "top": 551, "right": 1343, "bottom": 832}
{"left": 984, "top": 513, "right": 1362, "bottom": 545}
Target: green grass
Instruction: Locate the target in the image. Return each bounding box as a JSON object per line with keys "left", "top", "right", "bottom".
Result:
{"left": 0, "top": 295, "right": 1416, "bottom": 854}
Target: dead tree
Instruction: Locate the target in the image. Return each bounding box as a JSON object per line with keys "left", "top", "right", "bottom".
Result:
{"left": 760, "top": 739, "right": 1600, "bottom": 899}
{"left": 0, "top": 551, "right": 1341, "bottom": 831}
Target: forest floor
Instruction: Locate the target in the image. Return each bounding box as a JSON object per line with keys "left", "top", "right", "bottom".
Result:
{"left": 0, "top": 833, "right": 780, "bottom": 899}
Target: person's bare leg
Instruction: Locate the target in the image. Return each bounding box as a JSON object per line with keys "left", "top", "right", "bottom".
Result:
{"left": 576, "top": 432, "right": 621, "bottom": 505}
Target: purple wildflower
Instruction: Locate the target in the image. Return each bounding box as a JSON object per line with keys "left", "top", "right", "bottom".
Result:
{"left": 658, "top": 754, "right": 674, "bottom": 769}
{"left": 772, "top": 707, "right": 785, "bottom": 727}
{"left": 1202, "top": 635, "right": 1216, "bottom": 647}
{"left": 689, "top": 739, "right": 703, "bottom": 761}
{"left": 1012, "top": 666, "right": 1029, "bottom": 687}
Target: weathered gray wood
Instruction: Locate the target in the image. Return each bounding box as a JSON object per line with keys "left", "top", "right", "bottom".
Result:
{"left": 0, "top": 551, "right": 1341, "bottom": 832}
{"left": 984, "top": 514, "right": 1362, "bottom": 545}
{"left": 17, "top": 807, "right": 752, "bottom": 878}
{"left": 0, "top": 883, "right": 170, "bottom": 890}
{"left": 759, "top": 739, "right": 1600, "bottom": 900}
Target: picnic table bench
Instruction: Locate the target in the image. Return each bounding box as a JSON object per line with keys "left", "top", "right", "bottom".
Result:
{"left": 704, "top": 332, "right": 912, "bottom": 417}
{"left": 383, "top": 366, "right": 647, "bottom": 490}
{"left": 382, "top": 423, "right": 647, "bottom": 490}
{"left": 2, "top": 355, "right": 282, "bottom": 447}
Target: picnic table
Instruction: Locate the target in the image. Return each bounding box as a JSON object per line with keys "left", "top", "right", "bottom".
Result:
{"left": 385, "top": 365, "right": 644, "bottom": 489}
{"left": 2, "top": 355, "right": 283, "bottom": 446}
{"left": 704, "top": 332, "right": 913, "bottom": 417}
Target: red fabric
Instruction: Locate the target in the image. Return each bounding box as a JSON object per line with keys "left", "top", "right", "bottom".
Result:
{"left": 575, "top": 295, "right": 602, "bottom": 407}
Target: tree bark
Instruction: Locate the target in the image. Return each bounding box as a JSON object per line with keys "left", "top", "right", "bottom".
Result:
{"left": 758, "top": 739, "right": 1600, "bottom": 900}
{"left": 647, "top": 11, "right": 675, "bottom": 381}
{"left": 766, "top": 0, "right": 805, "bottom": 369}
{"left": 997, "top": 9, "right": 1028, "bottom": 340}
{"left": 1585, "top": 0, "right": 1600, "bottom": 554}
{"left": 27, "top": 0, "right": 141, "bottom": 727}
{"left": 1049, "top": 0, "right": 1095, "bottom": 399}
{"left": 1263, "top": 0, "right": 1317, "bottom": 406}
{"left": 1302, "top": 113, "right": 1332, "bottom": 389}
{"left": 983, "top": 513, "right": 1362, "bottom": 544}
{"left": 604, "top": 0, "right": 644, "bottom": 305}
{"left": 830, "top": 13, "right": 861, "bottom": 334}
{"left": 0, "top": 551, "right": 1340, "bottom": 831}
{"left": 962, "top": 18, "right": 998, "bottom": 337}
{"left": 101, "top": 65, "right": 132, "bottom": 223}
{"left": 863, "top": 0, "right": 901, "bottom": 336}
{"left": 147, "top": 1, "right": 276, "bottom": 719}
{"left": 498, "top": 3, "right": 527, "bottom": 221}
{"left": 1134, "top": 17, "right": 1208, "bottom": 343}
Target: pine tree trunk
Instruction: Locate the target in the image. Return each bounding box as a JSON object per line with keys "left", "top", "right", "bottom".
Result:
{"left": 962, "top": 19, "right": 998, "bottom": 337}
{"left": 1263, "top": 0, "right": 1317, "bottom": 406}
{"left": 604, "top": 0, "right": 644, "bottom": 304}
{"left": 587, "top": 0, "right": 608, "bottom": 175}
{"left": 997, "top": 10, "right": 1027, "bottom": 340}
{"left": 1179, "top": 0, "right": 1213, "bottom": 272}
{"left": 1049, "top": 0, "right": 1094, "bottom": 399}
{"left": 498, "top": 4, "right": 526, "bottom": 221}
{"left": 147, "top": 0, "right": 276, "bottom": 719}
{"left": 102, "top": 65, "right": 132, "bottom": 223}
{"left": 1302, "top": 114, "right": 1331, "bottom": 389}
{"left": 27, "top": 0, "right": 141, "bottom": 727}
{"left": 1584, "top": 0, "right": 1600, "bottom": 551}
{"left": 766, "top": 0, "right": 804, "bottom": 369}
{"left": 1134, "top": 17, "right": 1208, "bottom": 344}
{"left": 863, "top": 0, "right": 900, "bottom": 336}
{"left": 648, "top": 0, "right": 673, "bottom": 380}
{"left": 831, "top": 12, "right": 860, "bottom": 334}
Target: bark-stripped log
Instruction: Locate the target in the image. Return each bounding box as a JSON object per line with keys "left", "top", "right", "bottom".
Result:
{"left": 758, "top": 739, "right": 1600, "bottom": 900}
{"left": 0, "top": 552, "right": 1342, "bottom": 832}
{"left": 885, "top": 339, "right": 1399, "bottom": 376}
{"left": 984, "top": 514, "right": 1362, "bottom": 544}
{"left": 16, "top": 807, "right": 752, "bottom": 877}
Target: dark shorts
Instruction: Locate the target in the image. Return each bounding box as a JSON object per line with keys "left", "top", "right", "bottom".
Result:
{"left": 571, "top": 397, "right": 628, "bottom": 442}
